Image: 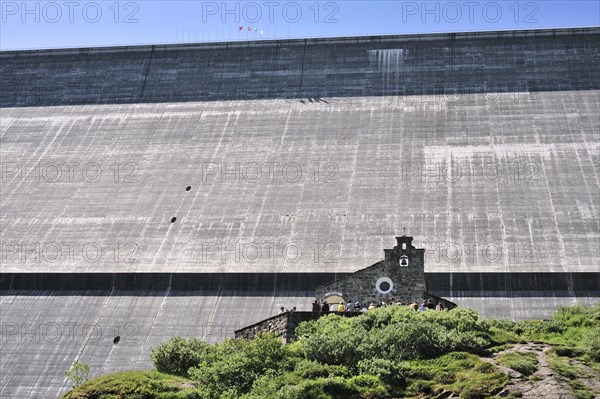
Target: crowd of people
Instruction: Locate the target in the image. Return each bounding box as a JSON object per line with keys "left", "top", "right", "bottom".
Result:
{"left": 304, "top": 298, "right": 445, "bottom": 313}
{"left": 277, "top": 298, "right": 446, "bottom": 315}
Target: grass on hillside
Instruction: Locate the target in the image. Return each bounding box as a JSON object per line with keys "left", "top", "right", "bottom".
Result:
{"left": 495, "top": 352, "right": 538, "bottom": 376}
{"left": 62, "top": 370, "right": 201, "bottom": 399}
{"left": 546, "top": 350, "right": 596, "bottom": 399}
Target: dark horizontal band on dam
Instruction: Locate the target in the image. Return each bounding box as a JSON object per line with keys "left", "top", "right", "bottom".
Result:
{"left": 2, "top": 27, "right": 598, "bottom": 107}
{"left": 1, "top": 272, "right": 598, "bottom": 295}
{"left": 426, "top": 272, "right": 600, "bottom": 295}
{"left": 0, "top": 272, "right": 348, "bottom": 292}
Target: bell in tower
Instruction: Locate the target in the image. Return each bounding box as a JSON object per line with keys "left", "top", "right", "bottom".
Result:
{"left": 399, "top": 255, "right": 409, "bottom": 267}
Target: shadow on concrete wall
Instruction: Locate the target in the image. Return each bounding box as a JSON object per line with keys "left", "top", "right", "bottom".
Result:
{"left": 1, "top": 28, "right": 598, "bottom": 108}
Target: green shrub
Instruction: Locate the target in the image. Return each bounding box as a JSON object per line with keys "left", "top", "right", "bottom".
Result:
{"left": 294, "top": 359, "right": 350, "bottom": 379}
{"left": 243, "top": 370, "right": 285, "bottom": 399}
{"left": 552, "top": 305, "right": 598, "bottom": 328}
{"left": 297, "top": 307, "right": 493, "bottom": 367}
{"left": 396, "top": 361, "right": 433, "bottom": 380}
{"left": 320, "top": 377, "right": 360, "bottom": 396}
{"left": 189, "top": 333, "right": 288, "bottom": 398}
{"left": 445, "top": 329, "right": 489, "bottom": 354}
{"left": 295, "top": 313, "right": 355, "bottom": 338}
{"left": 277, "top": 384, "right": 317, "bottom": 399}
{"left": 357, "top": 358, "right": 406, "bottom": 386}
{"left": 277, "top": 377, "right": 359, "bottom": 399}
{"left": 584, "top": 329, "right": 600, "bottom": 361}
{"left": 348, "top": 374, "right": 391, "bottom": 398}
{"left": 296, "top": 328, "right": 364, "bottom": 366}
{"left": 150, "top": 336, "right": 213, "bottom": 377}
{"left": 65, "top": 361, "right": 90, "bottom": 388}
{"left": 423, "top": 308, "right": 489, "bottom": 333}
{"left": 360, "top": 321, "right": 453, "bottom": 360}
{"left": 520, "top": 320, "right": 565, "bottom": 337}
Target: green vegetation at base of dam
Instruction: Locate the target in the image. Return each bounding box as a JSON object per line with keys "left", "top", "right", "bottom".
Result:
{"left": 62, "top": 304, "right": 600, "bottom": 399}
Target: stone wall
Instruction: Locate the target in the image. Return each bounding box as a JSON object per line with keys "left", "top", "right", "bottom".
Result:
{"left": 315, "top": 236, "right": 428, "bottom": 306}
{"left": 235, "top": 311, "right": 360, "bottom": 342}
{"left": 235, "top": 313, "right": 291, "bottom": 342}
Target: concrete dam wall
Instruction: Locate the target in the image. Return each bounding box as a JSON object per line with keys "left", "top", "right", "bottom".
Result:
{"left": 1, "top": 28, "right": 599, "bottom": 398}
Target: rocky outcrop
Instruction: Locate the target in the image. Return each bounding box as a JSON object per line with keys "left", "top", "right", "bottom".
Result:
{"left": 487, "top": 343, "right": 599, "bottom": 399}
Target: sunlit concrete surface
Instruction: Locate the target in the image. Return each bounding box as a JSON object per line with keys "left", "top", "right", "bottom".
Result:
{"left": 1, "top": 91, "right": 598, "bottom": 273}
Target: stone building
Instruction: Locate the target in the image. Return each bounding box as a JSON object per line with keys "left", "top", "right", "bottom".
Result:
{"left": 235, "top": 235, "right": 457, "bottom": 342}
{"left": 315, "top": 235, "right": 452, "bottom": 308}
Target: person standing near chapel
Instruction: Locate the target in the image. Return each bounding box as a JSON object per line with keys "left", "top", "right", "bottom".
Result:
{"left": 312, "top": 300, "right": 320, "bottom": 312}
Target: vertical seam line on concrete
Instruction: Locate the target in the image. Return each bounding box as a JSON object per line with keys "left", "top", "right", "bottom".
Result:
{"left": 268, "top": 41, "right": 280, "bottom": 100}
{"left": 217, "top": 42, "right": 228, "bottom": 98}
{"left": 450, "top": 33, "right": 456, "bottom": 74}
{"left": 139, "top": 45, "right": 155, "bottom": 102}
{"left": 297, "top": 39, "right": 307, "bottom": 97}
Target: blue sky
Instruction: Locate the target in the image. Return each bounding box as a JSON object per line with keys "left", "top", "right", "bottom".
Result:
{"left": 1, "top": 1, "right": 599, "bottom": 50}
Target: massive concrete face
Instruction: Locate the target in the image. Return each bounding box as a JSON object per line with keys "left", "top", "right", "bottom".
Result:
{"left": 1, "top": 28, "right": 599, "bottom": 398}
{"left": 2, "top": 92, "right": 598, "bottom": 274}
{"left": 1, "top": 29, "right": 599, "bottom": 274}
